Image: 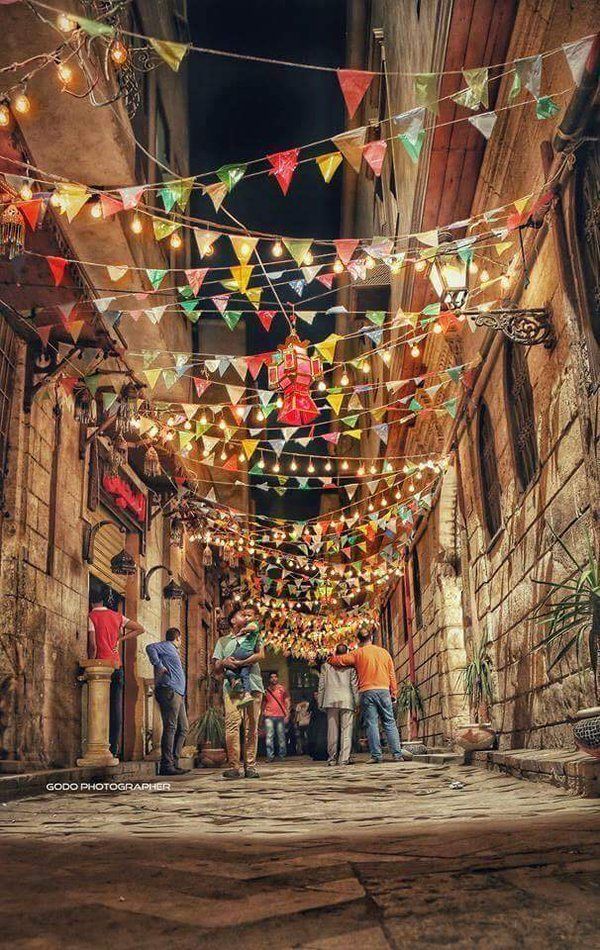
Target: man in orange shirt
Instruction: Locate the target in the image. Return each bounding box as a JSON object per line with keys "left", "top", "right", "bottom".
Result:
{"left": 329, "top": 626, "right": 412, "bottom": 763}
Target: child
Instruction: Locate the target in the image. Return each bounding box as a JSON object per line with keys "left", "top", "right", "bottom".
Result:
{"left": 226, "top": 607, "right": 260, "bottom": 708}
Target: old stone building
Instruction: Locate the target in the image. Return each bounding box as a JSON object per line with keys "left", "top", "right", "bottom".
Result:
{"left": 337, "top": 0, "right": 600, "bottom": 751}
{"left": 0, "top": 1, "right": 223, "bottom": 769}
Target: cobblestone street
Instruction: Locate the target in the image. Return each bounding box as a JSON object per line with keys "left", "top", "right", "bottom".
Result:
{"left": 1, "top": 758, "right": 599, "bottom": 948}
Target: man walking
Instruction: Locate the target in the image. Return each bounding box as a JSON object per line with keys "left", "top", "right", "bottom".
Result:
{"left": 262, "top": 672, "right": 290, "bottom": 762}
{"left": 329, "top": 626, "right": 412, "bottom": 763}
{"left": 146, "top": 628, "right": 190, "bottom": 777}
{"left": 318, "top": 644, "right": 358, "bottom": 765}
{"left": 88, "top": 583, "right": 145, "bottom": 759}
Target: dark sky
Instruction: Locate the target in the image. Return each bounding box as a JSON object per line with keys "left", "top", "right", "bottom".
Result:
{"left": 187, "top": 0, "right": 347, "bottom": 520}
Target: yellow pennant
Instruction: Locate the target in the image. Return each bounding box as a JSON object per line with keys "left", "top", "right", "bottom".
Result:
{"left": 326, "top": 392, "right": 344, "bottom": 415}
{"left": 246, "top": 287, "right": 262, "bottom": 309}
{"left": 149, "top": 38, "right": 189, "bottom": 72}
{"left": 230, "top": 235, "right": 258, "bottom": 265}
{"left": 242, "top": 439, "right": 259, "bottom": 460}
{"left": 230, "top": 265, "right": 253, "bottom": 293}
{"left": 56, "top": 183, "right": 89, "bottom": 222}
{"left": 332, "top": 127, "right": 368, "bottom": 173}
{"left": 514, "top": 196, "right": 531, "bottom": 215}
{"left": 106, "top": 265, "right": 128, "bottom": 282}
{"left": 152, "top": 217, "right": 181, "bottom": 241}
{"left": 316, "top": 152, "right": 343, "bottom": 183}
{"left": 315, "top": 333, "right": 342, "bottom": 364}
{"left": 204, "top": 181, "right": 228, "bottom": 212}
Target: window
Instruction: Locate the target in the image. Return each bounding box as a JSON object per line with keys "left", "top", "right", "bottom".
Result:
{"left": 478, "top": 400, "right": 502, "bottom": 538}
{"left": 505, "top": 341, "right": 538, "bottom": 491}
{"left": 412, "top": 549, "right": 423, "bottom": 629}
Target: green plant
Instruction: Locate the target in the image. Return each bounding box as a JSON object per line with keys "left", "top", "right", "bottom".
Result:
{"left": 534, "top": 528, "right": 600, "bottom": 694}
{"left": 462, "top": 638, "right": 494, "bottom": 720}
{"left": 187, "top": 705, "right": 226, "bottom": 749}
{"left": 397, "top": 680, "right": 424, "bottom": 721}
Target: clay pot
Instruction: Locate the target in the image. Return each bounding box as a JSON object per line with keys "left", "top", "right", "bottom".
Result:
{"left": 199, "top": 744, "right": 227, "bottom": 768}
{"left": 454, "top": 723, "right": 495, "bottom": 752}
{"left": 403, "top": 741, "right": 428, "bottom": 756}
{"left": 573, "top": 707, "right": 600, "bottom": 758}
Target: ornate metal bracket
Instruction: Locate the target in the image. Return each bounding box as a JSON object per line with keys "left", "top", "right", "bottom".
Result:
{"left": 24, "top": 339, "right": 82, "bottom": 413}
{"left": 464, "top": 307, "right": 555, "bottom": 348}
{"left": 140, "top": 564, "right": 172, "bottom": 601}
{"left": 82, "top": 519, "right": 125, "bottom": 564}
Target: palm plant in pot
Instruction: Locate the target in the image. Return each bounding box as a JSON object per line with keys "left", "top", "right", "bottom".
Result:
{"left": 535, "top": 529, "right": 600, "bottom": 757}
{"left": 188, "top": 705, "right": 227, "bottom": 768}
{"left": 396, "top": 680, "right": 427, "bottom": 755}
{"left": 455, "top": 637, "right": 496, "bottom": 752}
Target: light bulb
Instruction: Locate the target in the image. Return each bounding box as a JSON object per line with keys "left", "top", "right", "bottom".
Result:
{"left": 481, "top": 269, "right": 490, "bottom": 282}
{"left": 200, "top": 413, "right": 208, "bottom": 426}
{"left": 218, "top": 418, "right": 226, "bottom": 430}
{"left": 469, "top": 261, "right": 479, "bottom": 275}
{"left": 184, "top": 420, "right": 192, "bottom": 431}
{"left": 308, "top": 461, "right": 315, "bottom": 474}
{"left": 290, "top": 458, "right": 297, "bottom": 471}
{"left": 370, "top": 464, "right": 377, "bottom": 474}
{"left": 276, "top": 397, "right": 283, "bottom": 409}
{"left": 238, "top": 452, "right": 245, "bottom": 462}
{"left": 361, "top": 362, "right": 370, "bottom": 374}
{"left": 501, "top": 274, "right": 511, "bottom": 291}
{"left": 368, "top": 503, "right": 374, "bottom": 512}
{"left": 357, "top": 465, "right": 365, "bottom": 476}
{"left": 342, "top": 460, "right": 349, "bottom": 471}
{"left": 13, "top": 93, "right": 31, "bottom": 115}
{"left": 90, "top": 201, "right": 102, "bottom": 219}
{"left": 255, "top": 409, "right": 264, "bottom": 421}
{"left": 318, "top": 380, "right": 326, "bottom": 392}
{"left": 19, "top": 182, "right": 33, "bottom": 201}
{"left": 325, "top": 461, "right": 331, "bottom": 472}
{"left": 240, "top": 242, "right": 251, "bottom": 258}
{"left": 170, "top": 232, "right": 182, "bottom": 250}
{"left": 0, "top": 104, "right": 10, "bottom": 127}
{"left": 110, "top": 41, "right": 128, "bottom": 66}
{"left": 410, "top": 345, "right": 420, "bottom": 358}
{"left": 57, "top": 61, "right": 73, "bottom": 84}
{"left": 57, "top": 13, "right": 75, "bottom": 31}
{"left": 433, "top": 322, "right": 443, "bottom": 334}
{"left": 272, "top": 240, "right": 283, "bottom": 258}
{"left": 303, "top": 250, "right": 313, "bottom": 265}
{"left": 273, "top": 462, "right": 280, "bottom": 473}
{"left": 258, "top": 457, "right": 265, "bottom": 469}
{"left": 414, "top": 259, "right": 427, "bottom": 273}
{"left": 50, "top": 192, "right": 61, "bottom": 208}
{"left": 220, "top": 450, "right": 227, "bottom": 461}
{"left": 333, "top": 259, "right": 344, "bottom": 274}
{"left": 131, "top": 214, "right": 143, "bottom": 234}
{"left": 340, "top": 372, "right": 349, "bottom": 387}
{"left": 235, "top": 406, "right": 245, "bottom": 418}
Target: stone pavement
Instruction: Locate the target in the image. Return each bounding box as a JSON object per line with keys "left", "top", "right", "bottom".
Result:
{"left": 1, "top": 756, "right": 599, "bottom": 948}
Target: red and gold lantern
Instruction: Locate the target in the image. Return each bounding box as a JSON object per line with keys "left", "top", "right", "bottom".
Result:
{"left": 268, "top": 329, "right": 323, "bottom": 425}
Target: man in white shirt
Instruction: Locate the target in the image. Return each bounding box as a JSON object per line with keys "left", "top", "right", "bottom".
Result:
{"left": 318, "top": 644, "right": 359, "bottom": 766}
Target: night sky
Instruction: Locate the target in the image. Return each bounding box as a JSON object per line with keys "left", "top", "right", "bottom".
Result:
{"left": 187, "top": 1, "right": 347, "bottom": 520}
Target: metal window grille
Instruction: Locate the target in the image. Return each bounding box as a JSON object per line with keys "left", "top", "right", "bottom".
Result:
{"left": 478, "top": 401, "right": 502, "bottom": 538}
{"left": 505, "top": 341, "right": 538, "bottom": 490}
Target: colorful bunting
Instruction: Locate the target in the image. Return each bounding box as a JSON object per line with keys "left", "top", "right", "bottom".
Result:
{"left": 230, "top": 235, "right": 258, "bottom": 265}
{"left": 362, "top": 139, "right": 387, "bottom": 176}
{"left": 267, "top": 149, "right": 300, "bottom": 194}
{"left": 336, "top": 69, "right": 375, "bottom": 118}
{"left": 204, "top": 181, "right": 228, "bottom": 212}
{"left": 452, "top": 67, "right": 489, "bottom": 110}
{"left": 149, "top": 38, "right": 189, "bottom": 72}
{"left": 46, "top": 256, "right": 67, "bottom": 287}
{"left": 216, "top": 163, "right": 247, "bottom": 192}
{"left": 332, "top": 127, "right": 368, "bottom": 173}
{"left": 283, "top": 238, "right": 313, "bottom": 267}
{"left": 315, "top": 152, "right": 343, "bottom": 183}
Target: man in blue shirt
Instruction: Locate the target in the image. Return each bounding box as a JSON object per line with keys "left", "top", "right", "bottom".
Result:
{"left": 146, "top": 628, "right": 190, "bottom": 776}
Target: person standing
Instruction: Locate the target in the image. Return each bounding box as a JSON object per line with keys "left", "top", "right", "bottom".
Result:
{"left": 262, "top": 672, "right": 290, "bottom": 762}
{"left": 318, "top": 644, "right": 358, "bottom": 765}
{"left": 294, "top": 697, "right": 312, "bottom": 755}
{"left": 329, "top": 626, "right": 412, "bottom": 763}
{"left": 88, "top": 584, "right": 144, "bottom": 759}
{"left": 146, "top": 628, "right": 190, "bottom": 777}
{"left": 212, "top": 607, "right": 265, "bottom": 780}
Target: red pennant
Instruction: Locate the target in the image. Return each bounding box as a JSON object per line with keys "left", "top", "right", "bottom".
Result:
{"left": 193, "top": 377, "right": 211, "bottom": 398}
{"left": 212, "top": 294, "right": 230, "bottom": 313}
{"left": 185, "top": 267, "right": 208, "bottom": 296}
{"left": 267, "top": 148, "right": 300, "bottom": 195}
{"left": 222, "top": 454, "right": 238, "bottom": 472}
{"left": 257, "top": 310, "right": 276, "bottom": 332}
{"left": 17, "top": 199, "right": 42, "bottom": 231}
{"left": 317, "top": 272, "right": 335, "bottom": 289}
{"left": 336, "top": 69, "right": 375, "bottom": 118}
{"left": 362, "top": 139, "right": 387, "bottom": 176}
{"left": 36, "top": 325, "right": 53, "bottom": 348}
{"left": 100, "top": 194, "right": 124, "bottom": 218}
{"left": 60, "top": 376, "right": 79, "bottom": 395}
{"left": 246, "top": 353, "right": 269, "bottom": 380}
{"left": 47, "top": 256, "right": 67, "bottom": 287}
{"left": 438, "top": 311, "right": 459, "bottom": 334}
{"left": 334, "top": 239, "right": 359, "bottom": 265}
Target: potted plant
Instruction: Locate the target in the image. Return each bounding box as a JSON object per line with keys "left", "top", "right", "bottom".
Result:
{"left": 396, "top": 680, "right": 427, "bottom": 755}
{"left": 535, "top": 529, "right": 600, "bottom": 757}
{"left": 455, "top": 637, "right": 496, "bottom": 752}
{"left": 188, "top": 705, "right": 227, "bottom": 768}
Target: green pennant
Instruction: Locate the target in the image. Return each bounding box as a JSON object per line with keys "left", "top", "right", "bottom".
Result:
{"left": 102, "top": 391, "right": 118, "bottom": 411}
{"left": 249, "top": 463, "right": 263, "bottom": 476}
{"left": 342, "top": 414, "right": 359, "bottom": 428}
{"left": 178, "top": 284, "right": 195, "bottom": 299}
{"left": 408, "top": 398, "right": 422, "bottom": 412}
{"left": 216, "top": 164, "right": 247, "bottom": 192}
{"left": 221, "top": 310, "right": 243, "bottom": 331}
{"left": 159, "top": 185, "right": 178, "bottom": 213}
{"left": 180, "top": 299, "right": 199, "bottom": 315}
{"left": 262, "top": 403, "right": 277, "bottom": 419}
{"left": 366, "top": 310, "right": 386, "bottom": 326}
{"left": 75, "top": 15, "right": 114, "bottom": 37}
{"left": 446, "top": 366, "right": 462, "bottom": 383}
{"left": 399, "top": 128, "right": 425, "bottom": 164}
{"left": 162, "top": 369, "right": 178, "bottom": 390}
{"left": 444, "top": 397, "right": 458, "bottom": 418}
{"left": 421, "top": 302, "right": 441, "bottom": 316}
{"left": 146, "top": 268, "right": 168, "bottom": 289}
{"left": 536, "top": 96, "right": 560, "bottom": 120}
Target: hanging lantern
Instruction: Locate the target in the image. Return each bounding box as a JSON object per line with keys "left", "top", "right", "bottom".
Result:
{"left": 73, "top": 387, "right": 97, "bottom": 426}
{"left": 110, "top": 548, "right": 137, "bottom": 576}
{"left": 202, "top": 543, "right": 213, "bottom": 567}
{"left": 428, "top": 235, "right": 469, "bottom": 310}
{"left": 0, "top": 201, "right": 25, "bottom": 261}
{"left": 268, "top": 327, "right": 323, "bottom": 425}
{"left": 143, "top": 444, "right": 161, "bottom": 478}
{"left": 163, "top": 579, "right": 185, "bottom": 600}
{"left": 109, "top": 434, "right": 128, "bottom": 473}
{"left": 115, "top": 383, "right": 139, "bottom": 437}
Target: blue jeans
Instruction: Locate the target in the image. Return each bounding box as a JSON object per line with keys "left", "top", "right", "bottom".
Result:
{"left": 361, "top": 689, "right": 402, "bottom": 759}
{"left": 265, "top": 716, "right": 286, "bottom": 760}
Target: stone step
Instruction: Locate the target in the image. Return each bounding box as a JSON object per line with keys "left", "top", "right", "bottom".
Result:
{"left": 0, "top": 760, "right": 159, "bottom": 802}
{"left": 470, "top": 748, "right": 600, "bottom": 798}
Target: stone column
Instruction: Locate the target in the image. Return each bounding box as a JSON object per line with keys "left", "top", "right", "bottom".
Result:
{"left": 77, "top": 660, "right": 119, "bottom": 767}
{"left": 142, "top": 678, "right": 162, "bottom": 761}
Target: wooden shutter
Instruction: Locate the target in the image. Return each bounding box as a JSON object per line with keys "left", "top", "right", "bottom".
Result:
{"left": 87, "top": 508, "right": 127, "bottom": 594}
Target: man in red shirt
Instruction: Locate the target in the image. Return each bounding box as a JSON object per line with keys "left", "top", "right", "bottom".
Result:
{"left": 262, "top": 672, "right": 290, "bottom": 761}
{"left": 88, "top": 583, "right": 145, "bottom": 758}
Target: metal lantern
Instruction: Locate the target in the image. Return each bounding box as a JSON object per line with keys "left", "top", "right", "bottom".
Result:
{"left": 428, "top": 248, "right": 469, "bottom": 310}
{"left": 268, "top": 329, "right": 323, "bottom": 425}
{"left": 0, "top": 201, "right": 25, "bottom": 260}
{"left": 115, "top": 382, "right": 140, "bottom": 437}
{"left": 202, "top": 543, "right": 213, "bottom": 567}
{"left": 73, "top": 387, "right": 97, "bottom": 426}
{"left": 109, "top": 434, "right": 128, "bottom": 473}
{"left": 163, "top": 579, "right": 185, "bottom": 600}
{"left": 143, "top": 444, "right": 160, "bottom": 478}
{"left": 110, "top": 548, "right": 137, "bottom": 576}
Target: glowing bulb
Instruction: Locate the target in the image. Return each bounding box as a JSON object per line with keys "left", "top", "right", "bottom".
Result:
{"left": 390, "top": 258, "right": 403, "bottom": 275}
{"left": 357, "top": 465, "right": 365, "bottom": 476}
{"left": 13, "top": 93, "right": 31, "bottom": 115}
{"left": 238, "top": 452, "right": 245, "bottom": 462}
{"left": 318, "top": 380, "right": 326, "bottom": 392}
{"left": 220, "top": 450, "right": 227, "bottom": 461}
{"left": 481, "top": 269, "right": 490, "bottom": 282}
{"left": 414, "top": 258, "right": 427, "bottom": 274}
{"left": 235, "top": 406, "right": 245, "bottom": 419}
{"left": 408, "top": 482, "right": 415, "bottom": 492}
{"left": 361, "top": 361, "right": 370, "bottom": 375}
{"left": 57, "top": 13, "right": 75, "bottom": 31}
{"left": 50, "top": 192, "right": 61, "bottom": 208}
{"left": 382, "top": 351, "right": 392, "bottom": 366}
{"left": 110, "top": 41, "right": 128, "bottom": 66}
{"left": 90, "top": 201, "right": 102, "bottom": 219}
{"left": 19, "top": 182, "right": 33, "bottom": 201}
{"left": 218, "top": 418, "right": 226, "bottom": 430}
{"left": 255, "top": 409, "right": 264, "bottom": 421}
{"left": 501, "top": 274, "right": 511, "bottom": 291}
{"left": 469, "top": 261, "right": 479, "bottom": 275}
{"left": 303, "top": 250, "right": 313, "bottom": 265}
{"left": 342, "top": 460, "right": 349, "bottom": 471}
{"left": 258, "top": 457, "right": 265, "bottom": 469}
{"left": 368, "top": 503, "right": 374, "bottom": 512}
{"left": 290, "top": 458, "right": 297, "bottom": 472}
{"left": 370, "top": 464, "right": 377, "bottom": 474}
{"left": 340, "top": 372, "right": 349, "bottom": 387}
{"left": 308, "top": 461, "right": 315, "bottom": 474}
{"left": 410, "top": 345, "right": 420, "bottom": 358}
{"left": 276, "top": 397, "right": 283, "bottom": 409}
{"left": 131, "top": 214, "right": 143, "bottom": 234}
{"left": 381, "top": 496, "right": 388, "bottom": 506}
{"left": 273, "top": 462, "right": 280, "bottom": 473}
{"left": 0, "top": 104, "right": 10, "bottom": 127}
{"left": 170, "top": 232, "right": 182, "bottom": 250}
{"left": 325, "top": 461, "right": 331, "bottom": 472}
{"left": 57, "top": 62, "right": 73, "bottom": 84}
{"left": 240, "top": 242, "right": 251, "bottom": 258}
{"left": 184, "top": 420, "right": 192, "bottom": 431}
{"left": 433, "top": 322, "right": 443, "bottom": 334}
{"left": 272, "top": 240, "right": 283, "bottom": 258}
{"left": 200, "top": 413, "right": 208, "bottom": 426}
{"left": 395, "top": 490, "right": 401, "bottom": 500}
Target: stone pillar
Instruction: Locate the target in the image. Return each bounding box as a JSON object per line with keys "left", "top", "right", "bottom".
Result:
{"left": 435, "top": 565, "right": 470, "bottom": 745}
{"left": 143, "top": 678, "right": 162, "bottom": 761}
{"left": 77, "top": 660, "right": 119, "bottom": 767}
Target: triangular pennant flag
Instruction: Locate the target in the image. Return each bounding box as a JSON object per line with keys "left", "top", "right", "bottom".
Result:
{"left": 536, "top": 96, "right": 560, "bottom": 120}
{"left": 246, "top": 287, "right": 262, "bottom": 310}
{"left": 149, "top": 38, "right": 189, "bottom": 71}
{"left": 317, "top": 272, "right": 335, "bottom": 289}
{"left": 193, "top": 377, "right": 211, "bottom": 398}
{"left": 414, "top": 74, "right": 438, "bottom": 114}
{"left": 267, "top": 149, "right": 300, "bottom": 195}
{"left": 332, "top": 127, "right": 368, "bottom": 173}
{"left": 283, "top": 238, "right": 313, "bottom": 267}
{"left": 230, "top": 235, "right": 258, "bottom": 265}
{"left": 47, "top": 256, "right": 67, "bottom": 286}
{"left": 146, "top": 268, "right": 167, "bottom": 289}
{"left": 444, "top": 397, "right": 458, "bottom": 418}
{"left": 100, "top": 194, "right": 123, "bottom": 218}
{"left": 184, "top": 268, "right": 208, "bottom": 296}
{"left": 56, "top": 183, "right": 89, "bottom": 222}
{"left": 362, "top": 139, "right": 387, "bottom": 176}
{"left": 297, "top": 311, "right": 318, "bottom": 326}
{"left": 152, "top": 217, "right": 180, "bottom": 241}
{"left": 107, "top": 264, "right": 128, "bottom": 282}
{"left": 563, "top": 38, "right": 595, "bottom": 85}
{"left": 315, "top": 333, "right": 342, "bottom": 363}
{"left": 216, "top": 163, "right": 247, "bottom": 192}
{"left": 57, "top": 301, "right": 76, "bottom": 324}
{"left": 212, "top": 293, "right": 230, "bottom": 313}
{"left": 36, "top": 325, "right": 53, "bottom": 348}
{"left": 315, "top": 151, "right": 343, "bottom": 183}
{"left": 289, "top": 279, "right": 305, "bottom": 297}
{"left": 468, "top": 111, "right": 497, "bottom": 140}
{"left": 230, "top": 265, "right": 253, "bottom": 293}
{"left": 326, "top": 392, "right": 344, "bottom": 415}
{"left": 510, "top": 55, "right": 542, "bottom": 102}
{"left": 257, "top": 310, "right": 276, "bottom": 332}
{"left": 144, "top": 369, "right": 162, "bottom": 389}
{"left": 336, "top": 69, "right": 375, "bottom": 118}
{"left": 118, "top": 185, "right": 144, "bottom": 209}
{"left": 246, "top": 353, "right": 268, "bottom": 380}
{"left": 17, "top": 199, "right": 42, "bottom": 231}
{"left": 222, "top": 310, "right": 243, "bottom": 331}
{"left": 226, "top": 384, "right": 244, "bottom": 405}
{"left": 204, "top": 181, "right": 228, "bottom": 212}
{"left": 301, "top": 265, "right": 322, "bottom": 284}
{"left": 452, "top": 67, "right": 489, "bottom": 110}
{"left": 74, "top": 15, "right": 114, "bottom": 36}
{"left": 334, "top": 239, "right": 359, "bottom": 265}
{"left": 194, "top": 229, "right": 220, "bottom": 258}
{"left": 145, "top": 305, "right": 166, "bottom": 324}
{"left": 242, "top": 439, "right": 259, "bottom": 460}
{"left": 366, "top": 310, "right": 386, "bottom": 326}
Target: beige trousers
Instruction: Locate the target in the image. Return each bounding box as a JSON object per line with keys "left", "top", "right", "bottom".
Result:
{"left": 326, "top": 707, "right": 354, "bottom": 764}
{"left": 224, "top": 691, "right": 262, "bottom": 772}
